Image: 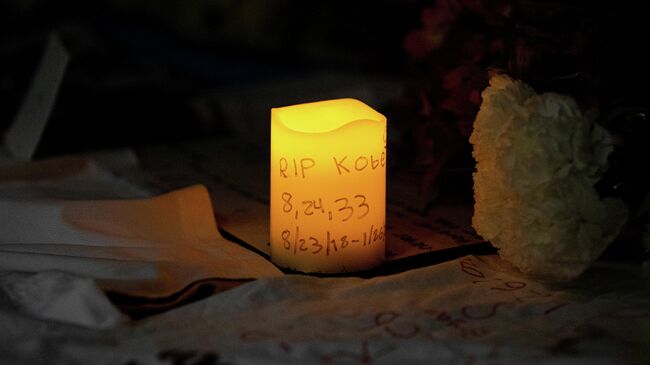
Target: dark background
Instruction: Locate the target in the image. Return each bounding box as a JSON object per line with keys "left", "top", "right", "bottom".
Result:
{"left": 0, "top": 0, "right": 419, "bottom": 156}
{"left": 1, "top": 0, "right": 649, "bottom": 193}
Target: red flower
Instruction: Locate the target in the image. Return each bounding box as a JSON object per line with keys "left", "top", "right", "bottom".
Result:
{"left": 404, "top": 30, "right": 436, "bottom": 60}
{"left": 421, "top": 1, "right": 460, "bottom": 31}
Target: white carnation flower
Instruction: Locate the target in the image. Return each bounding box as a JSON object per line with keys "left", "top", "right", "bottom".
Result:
{"left": 470, "top": 74, "right": 628, "bottom": 280}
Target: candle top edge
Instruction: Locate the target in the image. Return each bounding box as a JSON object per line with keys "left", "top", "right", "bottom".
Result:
{"left": 271, "top": 98, "right": 386, "bottom": 134}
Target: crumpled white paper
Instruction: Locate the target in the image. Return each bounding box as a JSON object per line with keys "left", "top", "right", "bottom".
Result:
{"left": 0, "top": 271, "right": 123, "bottom": 328}
{"left": 1, "top": 254, "right": 647, "bottom": 364}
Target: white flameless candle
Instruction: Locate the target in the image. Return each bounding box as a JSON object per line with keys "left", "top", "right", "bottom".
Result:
{"left": 270, "top": 98, "right": 387, "bottom": 273}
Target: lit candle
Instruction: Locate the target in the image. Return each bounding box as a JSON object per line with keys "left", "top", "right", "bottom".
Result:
{"left": 270, "top": 98, "right": 387, "bottom": 273}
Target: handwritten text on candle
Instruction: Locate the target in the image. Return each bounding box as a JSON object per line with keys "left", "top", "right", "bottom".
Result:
{"left": 279, "top": 152, "right": 385, "bottom": 178}
{"left": 274, "top": 147, "right": 385, "bottom": 260}
{"left": 281, "top": 192, "right": 370, "bottom": 221}
{"left": 281, "top": 224, "right": 385, "bottom": 255}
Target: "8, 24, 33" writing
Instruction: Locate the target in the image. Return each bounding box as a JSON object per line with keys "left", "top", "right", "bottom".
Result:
{"left": 281, "top": 192, "right": 370, "bottom": 222}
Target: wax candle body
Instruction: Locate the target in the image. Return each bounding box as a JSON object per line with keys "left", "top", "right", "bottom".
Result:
{"left": 270, "top": 98, "right": 386, "bottom": 273}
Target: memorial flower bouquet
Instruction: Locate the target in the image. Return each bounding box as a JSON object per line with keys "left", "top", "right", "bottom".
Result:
{"left": 470, "top": 74, "right": 628, "bottom": 279}
{"left": 402, "top": 0, "right": 650, "bottom": 279}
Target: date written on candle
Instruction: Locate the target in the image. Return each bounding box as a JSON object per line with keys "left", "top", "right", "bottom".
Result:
{"left": 280, "top": 224, "right": 385, "bottom": 255}
{"left": 281, "top": 192, "right": 370, "bottom": 222}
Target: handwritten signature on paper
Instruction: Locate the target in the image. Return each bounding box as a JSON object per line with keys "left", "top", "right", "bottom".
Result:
{"left": 237, "top": 304, "right": 492, "bottom": 363}
{"left": 124, "top": 256, "right": 649, "bottom": 365}
{"left": 230, "top": 257, "right": 579, "bottom": 364}
{"left": 458, "top": 257, "right": 569, "bottom": 318}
